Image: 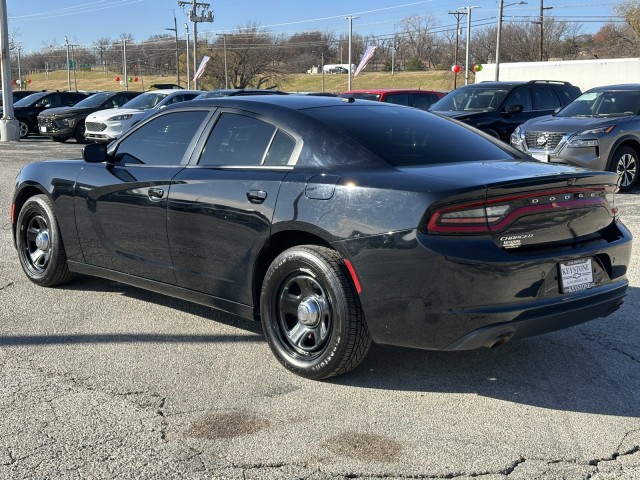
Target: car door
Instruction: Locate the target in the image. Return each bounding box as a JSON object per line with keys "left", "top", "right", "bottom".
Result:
{"left": 492, "top": 86, "right": 535, "bottom": 140}
{"left": 167, "top": 110, "right": 300, "bottom": 306}
{"left": 73, "top": 109, "right": 210, "bottom": 283}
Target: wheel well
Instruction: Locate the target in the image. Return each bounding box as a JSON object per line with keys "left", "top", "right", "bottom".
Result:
{"left": 252, "top": 230, "right": 333, "bottom": 321}
{"left": 609, "top": 140, "right": 640, "bottom": 168}
{"left": 12, "top": 186, "right": 48, "bottom": 239}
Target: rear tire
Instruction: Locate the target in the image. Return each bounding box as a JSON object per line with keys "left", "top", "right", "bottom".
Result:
{"left": 610, "top": 146, "right": 638, "bottom": 192}
{"left": 15, "top": 195, "right": 73, "bottom": 287}
{"left": 260, "top": 246, "right": 371, "bottom": 380}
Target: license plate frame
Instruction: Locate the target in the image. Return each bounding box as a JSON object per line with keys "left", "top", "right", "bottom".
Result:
{"left": 559, "top": 258, "right": 595, "bottom": 293}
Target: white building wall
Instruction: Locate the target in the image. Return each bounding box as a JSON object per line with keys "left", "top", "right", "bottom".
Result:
{"left": 475, "top": 58, "right": 640, "bottom": 92}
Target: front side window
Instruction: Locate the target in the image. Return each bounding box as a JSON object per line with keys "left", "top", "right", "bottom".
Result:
{"left": 198, "top": 113, "right": 296, "bottom": 166}
{"left": 503, "top": 88, "right": 532, "bottom": 111}
{"left": 532, "top": 87, "right": 561, "bottom": 110}
{"left": 113, "top": 110, "right": 208, "bottom": 165}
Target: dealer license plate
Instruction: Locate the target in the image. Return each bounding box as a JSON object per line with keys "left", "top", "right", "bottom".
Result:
{"left": 531, "top": 153, "right": 549, "bottom": 162}
{"left": 559, "top": 258, "right": 594, "bottom": 293}
{"left": 40, "top": 126, "right": 47, "bottom": 133}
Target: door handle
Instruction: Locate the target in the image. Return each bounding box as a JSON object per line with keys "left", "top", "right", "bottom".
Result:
{"left": 148, "top": 187, "right": 165, "bottom": 200}
{"left": 246, "top": 190, "right": 267, "bottom": 204}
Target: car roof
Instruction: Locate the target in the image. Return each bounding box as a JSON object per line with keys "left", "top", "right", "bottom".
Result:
{"left": 143, "top": 89, "right": 202, "bottom": 95}
{"left": 586, "top": 84, "right": 640, "bottom": 92}
{"left": 341, "top": 88, "right": 442, "bottom": 94}
{"left": 175, "top": 94, "right": 394, "bottom": 112}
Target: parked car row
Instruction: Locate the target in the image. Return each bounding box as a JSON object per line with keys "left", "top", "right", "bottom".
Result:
{"left": 3, "top": 81, "right": 640, "bottom": 191}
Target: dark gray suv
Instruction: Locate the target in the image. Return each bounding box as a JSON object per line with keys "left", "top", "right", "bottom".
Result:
{"left": 510, "top": 84, "right": 640, "bottom": 192}
{"left": 430, "top": 80, "right": 581, "bottom": 142}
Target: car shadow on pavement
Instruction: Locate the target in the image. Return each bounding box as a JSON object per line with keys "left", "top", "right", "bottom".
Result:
{"left": 336, "top": 285, "right": 640, "bottom": 417}
{"left": 6, "top": 276, "right": 638, "bottom": 417}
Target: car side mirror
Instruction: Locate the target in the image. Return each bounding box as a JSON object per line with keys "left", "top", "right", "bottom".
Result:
{"left": 507, "top": 104, "right": 524, "bottom": 114}
{"left": 83, "top": 143, "right": 108, "bottom": 163}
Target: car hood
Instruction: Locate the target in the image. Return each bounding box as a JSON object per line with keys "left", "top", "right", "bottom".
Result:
{"left": 39, "top": 106, "right": 96, "bottom": 118}
{"left": 87, "top": 107, "right": 148, "bottom": 122}
{"left": 521, "top": 115, "right": 630, "bottom": 133}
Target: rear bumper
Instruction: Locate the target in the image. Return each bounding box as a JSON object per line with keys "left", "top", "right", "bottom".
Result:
{"left": 442, "top": 280, "right": 627, "bottom": 350}
{"left": 340, "top": 222, "right": 632, "bottom": 351}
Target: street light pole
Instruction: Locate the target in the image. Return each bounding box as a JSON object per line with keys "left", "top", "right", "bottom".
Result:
{"left": 0, "top": 0, "right": 20, "bottom": 141}
{"left": 346, "top": 15, "right": 358, "bottom": 91}
{"left": 449, "top": 10, "right": 466, "bottom": 88}
{"left": 495, "top": 1, "right": 526, "bottom": 81}
{"left": 64, "top": 36, "right": 70, "bottom": 91}
{"left": 185, "top": 23, "right": 190, "bottom": 89}
{"left": 461, "top": 6, "right": 479, "bottom": 86}
{"left": 165, "top": 13, "right": 180, "bottom": 86}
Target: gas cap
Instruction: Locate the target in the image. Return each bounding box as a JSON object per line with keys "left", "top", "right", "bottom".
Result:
{"left": 304, "top": 174, "right": 341, "bottom": 200}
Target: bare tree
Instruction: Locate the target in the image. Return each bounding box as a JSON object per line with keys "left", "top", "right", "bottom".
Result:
{"left": 201, "top": 25, "right": 284, "bottom": 89}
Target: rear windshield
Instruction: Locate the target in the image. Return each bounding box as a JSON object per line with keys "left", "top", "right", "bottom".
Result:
{"left": 13, "top": 91, "right": 49, "bottom": 107}
{"left": 310, "top": 104, "right": 517, "bottom": 166}
{"left": 339, "top": 93, "right": 381, "bottom": 102}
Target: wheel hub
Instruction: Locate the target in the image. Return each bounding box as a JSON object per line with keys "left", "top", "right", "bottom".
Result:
{"left": 35, "top": 230, "right": 50, "bottom": 251}
{"left": 297, "top": 298, "right": 321, "bottom": 326}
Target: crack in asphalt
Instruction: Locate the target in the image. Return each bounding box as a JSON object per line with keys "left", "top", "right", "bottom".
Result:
{"left": 579, "top": 331, "right": 640, "bottom": 364}
{"left": 0, "top": 282, "right": 14, "bottom": 291}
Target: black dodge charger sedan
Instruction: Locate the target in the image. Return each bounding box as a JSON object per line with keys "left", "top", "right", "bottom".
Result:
{"left": 11, "top": 95, "right": 632, "bottom": 380}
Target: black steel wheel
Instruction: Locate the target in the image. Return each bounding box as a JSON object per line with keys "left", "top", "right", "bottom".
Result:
{"left": 610, "top": 146, "right": 638, "bottom": 192}
{"left": 15, "top": 195, "right": 73, "bottom": 286}
{"left": 260, "top": 246, "right": 371, "bottom": 380}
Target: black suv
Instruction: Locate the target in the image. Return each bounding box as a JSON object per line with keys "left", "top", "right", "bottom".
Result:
{"left": 3, "top": 91, "right": 90, "bottom": 138}
{"left": 429, "top": 80, "right": 581, "bottom": 142}
{"left": 38, "top": 91, "right": 140, "bottom": 143}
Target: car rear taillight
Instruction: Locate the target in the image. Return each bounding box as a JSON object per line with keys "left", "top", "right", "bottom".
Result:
{"left": 425, "top": 186, "right": 617, "bottom": 235}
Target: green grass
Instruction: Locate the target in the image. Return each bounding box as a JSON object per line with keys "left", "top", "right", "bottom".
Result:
{"left": 19, "top": 69, "right": 460, "bottom": 93}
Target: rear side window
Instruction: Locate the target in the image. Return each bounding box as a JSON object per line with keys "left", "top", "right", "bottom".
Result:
{"left": 312, "top": 105, "right": 517, "bottom": 166}
{"left": 198, "top": 113, "right": 296, "bottom": 166}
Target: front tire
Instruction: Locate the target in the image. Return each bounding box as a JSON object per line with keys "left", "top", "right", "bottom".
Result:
{"left": 18, "top": 120, "right": 29, "bottom": 139}
{"left": 260, "top": 246, "right": 371, "bottom": 380}
{"left": 74, "top": 121, "right": 87, "bottom": 144}
{"left": 610, "top": 146, "right": 638, "bottom": 192}
{"left": 16, "top": 195, "right": 73, "bottom": 286}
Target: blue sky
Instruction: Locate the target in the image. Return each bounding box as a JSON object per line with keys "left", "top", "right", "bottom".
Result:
{"left": 7, "top": 0, "right": 618, "bottom": 52}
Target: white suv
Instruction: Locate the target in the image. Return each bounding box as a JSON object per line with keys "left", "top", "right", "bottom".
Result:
{"left": 84, "top": 89, "right": 201, "bottom": 142}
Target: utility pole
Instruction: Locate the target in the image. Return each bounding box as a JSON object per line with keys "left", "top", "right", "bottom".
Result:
{"left": 178, "top": 0, "right": 213, "bottom": 90}
{"left": 165, "top": 12, "right": 180, "bottom": 86}
{"left": 1, "top": 0, "right": 20, "bottom": 141}
{"left": 448, "top": 10, "right": 466, "bottom": 88}
{"left": 538, "top": 0, "right": 552, "bottom": 61}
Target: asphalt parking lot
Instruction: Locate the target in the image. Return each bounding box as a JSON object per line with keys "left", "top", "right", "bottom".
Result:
{"left": 1, "top": 138, "right": 640, "bottom": 479}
